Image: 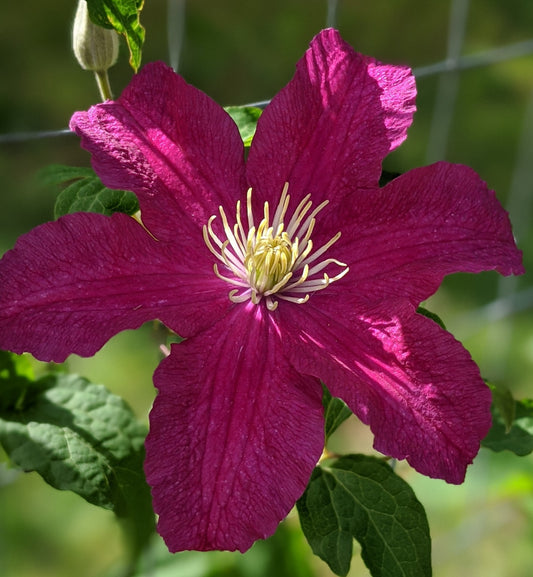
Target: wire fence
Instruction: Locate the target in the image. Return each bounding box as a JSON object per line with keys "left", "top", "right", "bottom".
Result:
{"left": 3, "top": 35, "right": 533, "bottom": 143}
{"left": 1, "top": 0, "right": 532, "bottom": 345}
{"left": 2, "top": 0, "right": 533, "bottom": 145}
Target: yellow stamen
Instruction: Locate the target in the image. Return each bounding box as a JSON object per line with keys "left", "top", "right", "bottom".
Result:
{"left": 203, "top": 183, "right": 348, "bottom": 308}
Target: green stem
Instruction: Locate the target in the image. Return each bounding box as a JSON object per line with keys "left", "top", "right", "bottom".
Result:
{"left": 94, "top": 69, "right": 113, "bottom": 101}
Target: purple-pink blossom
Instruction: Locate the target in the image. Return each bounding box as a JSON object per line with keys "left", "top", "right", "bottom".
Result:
{"left": 0, "top": 29, "right": 524, "bottom": 552}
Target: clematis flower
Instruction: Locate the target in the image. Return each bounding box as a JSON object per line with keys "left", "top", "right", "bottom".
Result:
{"left": 0, "top": 29, "right": 524, "bottom": 552}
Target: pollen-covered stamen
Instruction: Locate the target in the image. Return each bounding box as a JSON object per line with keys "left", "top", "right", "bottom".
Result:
{"left": 245, "top": 223, "right": 295, "bottom": 294}
{"left": 203, "top": 183, "right": 349, "bottom": 309}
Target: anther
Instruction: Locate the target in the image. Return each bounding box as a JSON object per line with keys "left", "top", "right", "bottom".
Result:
{"left": 203, "top": 184, "right": 349, "bottom": 308}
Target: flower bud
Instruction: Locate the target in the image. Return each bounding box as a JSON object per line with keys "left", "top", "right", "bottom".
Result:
{"left": 72, "top": 0, "right": 119, "bottom": 72}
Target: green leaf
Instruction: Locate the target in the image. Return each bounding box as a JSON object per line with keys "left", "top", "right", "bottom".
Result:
{"left": 322, "top": 384, "right": 352, "bottom": 442}
{"left": 0, "top": 351, "right": 41, "bottom": 412}
{"left": 225, "top": 106, "right": 262, "bottom": 147}
{"left": 86, "top": 0, "right": 145, "bottom": 71}
{"left": 40, "top": 164, "right": 139, "bottom": 218}
{"left": 0, "top": 373, "right": 154, "bottom": 555}
{"left": 487, "top": 382, "right": 515, "bottom": 433}
{"left": 416, "top": 307, "right": 446, "bottom": 330}
{"left": 0, "top": 350, "right": 34, "bottom": 382}
{"left": 482, "top": 397, "right": 533, "bottom": 456}
{"left": 40, "top": 164, "right": 95, "bottom": 185}
{"left": 297, "top": 455, "right": 431, "bottom": 577}
{"left": 379, "top": 170, "right": 401, "bottom": 187}
{"left": 55, "top": 178, "right": 139, "bottom": 218}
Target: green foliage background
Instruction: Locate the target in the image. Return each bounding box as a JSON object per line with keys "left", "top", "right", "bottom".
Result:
{"left": 1, "top": 1, "right": 533, "bottom": 576}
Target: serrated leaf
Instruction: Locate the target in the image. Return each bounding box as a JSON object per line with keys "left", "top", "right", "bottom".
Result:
{"left": 482, "top": 397, "right": 533, "bottom": 456}
{"left": 55, "top": 178, "right": 139, "bottom": 217}
{"left": 86, "top": 0, "right": 145, "bottom": 71}
{"left": 41, "top": 164, "right": 139, "bottom": 218}
{"left": 0, "top": 373, "right": 154, "bottom": 554}
{"left": 297, "top": 455, "right": 431, "bottom": 577}
{"left": 322, "top": 384, "right": 352, "bottom": 442}
{"left": 225, "top": 106, "right": 262, "bottom": 147}
{"left": 416, "top": 307, "right": 446, "bottom": 330}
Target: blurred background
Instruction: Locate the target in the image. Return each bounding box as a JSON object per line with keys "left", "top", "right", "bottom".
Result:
{"left": 1, "top": 0, "right": 532, "bottom": 575}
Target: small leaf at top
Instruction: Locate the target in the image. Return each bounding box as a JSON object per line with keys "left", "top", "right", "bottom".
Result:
{"left": 322, "top": 383, "right": 352, "bottom": 442}
{"left": 86, "top": 0, "right": 145, "bottom": 71}
{"left": 225, "top": 106, "right": 262, "bottom": 147}
{"left": 482, "top": 397, "right": 533, "bottom": 456}
{"left": 40, "top": 164, "right": 139, "bottom": 218}
{"left": 297, "top": 454, "right": 432, "bottom": 577}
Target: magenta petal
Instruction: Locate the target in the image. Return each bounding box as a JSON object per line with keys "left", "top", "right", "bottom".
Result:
{"left": 145, "top": 305, "right": 324, "bottom": 552}
{"left": 284, "top": 300, "right": 491, "bottom": 484}
{"left": 0, "top": 212, "right": 229, "bottom": 362}
{"left": 70, "top": 61, "right": 247, "bottom": 242}
{"left": 335, "top": 161, "right": 524, "bottom": 304}
{"left": 246, "top": 28, "right": 416, "bottom": 209}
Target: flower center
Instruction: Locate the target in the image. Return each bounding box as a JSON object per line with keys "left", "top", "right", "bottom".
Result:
{"left": 246, "top": 231, "right": 293, "bottom": 292}
{"left": 203, "top": 183, "right": 349, "bottom": 311}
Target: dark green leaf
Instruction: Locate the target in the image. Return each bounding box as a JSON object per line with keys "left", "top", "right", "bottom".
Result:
{"left": 86, "top": 0, "right": 145, "bottom": 71}
{"left": 0, "top": 351, "right": 41, "bottom": 412}
{"left": 55, "top": 179, "right": 139, "bottom": 218}
{"left": 0, "top": 373, "right": 154, "bottom": 554}
{"left": 322, "top": 384, "right": 352, "bottom": 442}
{"left": 40, "top": 164, "right": 95, "bottom": 185}
{"left": 416, "top": 307, "right": 446, "bottom": 330}
{"left": 482, "top": 397, "right": 533, "bottom": 456}
{"left": 41, "top": 164, "right": 139, "bottom": 218}
{"left": 225, "top": 106, "right": 262, "bottom": 147}
{"left": 487, "top": 382, "right": 515, "bottom": 433}
{"left": 379, "top": 170, "right": 401, "bottom": 187}
{"left": 297, "top": 455, "right": 431, "bottom": 577}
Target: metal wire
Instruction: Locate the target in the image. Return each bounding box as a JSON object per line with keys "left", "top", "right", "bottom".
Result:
{"left": 0, "top": 0, "right": 532, "bottom": 334}
{"left": 0, "top": 128, "right": 72, "bottom": 144}
{"left": 326, "top": 0, "right": 339, "bottom": 28}
{"left": 414, "top": 38, "right": 533, "bottom": 77}
{"left": 3, "top": 36, "right": 533, "bottom": 145}
{"left": 167, "top": 0, "right": 186, "bottom": 72}
{"left": 425, "top": 0, "right": 470, "bottom": 163}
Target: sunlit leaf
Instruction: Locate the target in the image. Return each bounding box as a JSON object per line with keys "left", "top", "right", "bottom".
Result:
{"left": 0, "top": 350, "right": 34, "bottom": 382}
{"left": 86, "top": 0, "right": 145, "bottom": 71}
{"left": 225, "top": 106, "right": 262, "bottom": 147}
